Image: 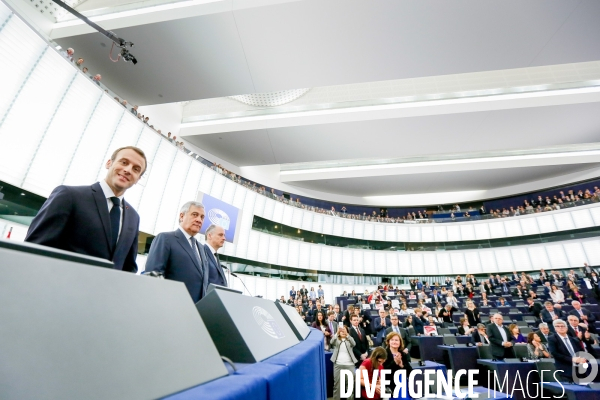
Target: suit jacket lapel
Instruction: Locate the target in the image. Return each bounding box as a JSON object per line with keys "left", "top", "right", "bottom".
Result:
{"left": 91, "top": 183, "right": 112, "bottom": 250}
{"left": 115, "top": 199, "right": 135, "bottom": 251}
{"left": 174, "top": 230, "right": 203, "bottom": 275}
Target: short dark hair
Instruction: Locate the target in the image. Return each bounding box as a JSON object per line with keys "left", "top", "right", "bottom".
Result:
{"left": 110, "top": 146, "right": 147, "bottom": 175}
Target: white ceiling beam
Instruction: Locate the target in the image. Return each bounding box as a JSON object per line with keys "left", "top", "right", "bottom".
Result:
{"left": 279, "top": 148, "right": 600, "bottom": 182}
{"left": 179, "top": 86, "right": 600, "bottom": 137}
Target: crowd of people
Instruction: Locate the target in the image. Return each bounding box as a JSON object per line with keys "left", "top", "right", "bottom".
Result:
{"left": 277, "top": 263, "right": 600, "bottom": 399}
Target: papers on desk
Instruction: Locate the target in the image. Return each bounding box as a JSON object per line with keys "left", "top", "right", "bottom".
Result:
{"left": 424, "top": 325, "right": 438, "bottom": 336}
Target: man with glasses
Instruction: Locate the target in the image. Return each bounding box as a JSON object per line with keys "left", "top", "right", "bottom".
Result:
{"left": 385, "top": 315, "right": 412, "bottom": 361}
{"left": 472, "top": 324, "right": 491, "bottom": 345}
{"left": 548, "top": 319, "right": 589, "bottom": 382}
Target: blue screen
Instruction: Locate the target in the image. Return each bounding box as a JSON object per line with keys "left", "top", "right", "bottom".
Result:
{"left": 200, "top": 194, "right": 240, "bottom": 243}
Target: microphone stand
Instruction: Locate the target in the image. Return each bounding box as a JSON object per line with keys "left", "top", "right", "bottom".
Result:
{"left": 222, "top": 265, "right": 254, "bottom": 297}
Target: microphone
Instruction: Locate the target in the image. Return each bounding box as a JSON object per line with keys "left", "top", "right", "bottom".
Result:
{"left": 222, "top": 265, "right": 253, "bottom": 297}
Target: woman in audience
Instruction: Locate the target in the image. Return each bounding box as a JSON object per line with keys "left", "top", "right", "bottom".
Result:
{"left": 312, "top": 311, "right": 332, "bottom": 350}
{"left": 309, "top": 287, "right": 317, "bottom": 301}
{"left": 464, "top": 300, "right": 482, "bottom": 326}
{"left": 568, "top": 284, "right": 586, "bottom": 303}
{"left": 399, "top": 304, "right": 413, "bottom": 316}
{"left": 358, "top": 347, "right": 388, "bottom": 399}
{"left": 384, "top": 299, "right": 393, "bottom": 312}
{"left": 342, "top": 291, "right": 348, "bottom": 296}
{"left": 330, "top": 326, "right": 356, "bottom": 400}
{"left": 383, "top": 332, "right": 412, "bottom": 399}
{"left": 457, "top": 318, "right": 473, "bottom": 335}
{"left": 402, "top": 315, "right": 413, "bottom": 329}
{"left": 351, "top": 290, "right": 357, "bottom": 296}
{"left": 417, "top": 299, "right": 431, "bottom": 314}
{"left": 526, "top": 332, "right": 550, "bottom": 360}
{"left": 549, "top": 284, "right": 565, "bottom": 304}
{"left": 509, "top": 324, "right": 527, "bottom": 344}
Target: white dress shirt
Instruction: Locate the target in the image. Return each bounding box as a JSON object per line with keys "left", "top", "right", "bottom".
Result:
{"left": 496, "top": 324, "right": 508, "bottom": 343}
{"left": 99, "top": 180, "right": 124, "bottom": 241}
{"left": 178, "top": 227, "right": 203, "bottom": 261}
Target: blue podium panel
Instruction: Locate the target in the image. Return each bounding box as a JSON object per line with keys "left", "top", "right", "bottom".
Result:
{"left": 235, "top": 363, "right": 289, "bottom": 400}
{"left": 163, "top": 374, "right": 267, "bottom": 400}
{"left": 264, "top": 329, "right": 327, "bottom": 400}
{"left": 325, "top": 352, "right": 334, "bottom": 399}
{"left": 414, "top": 336, "right": 444, "bottom": 361}
{"left": 439, "top": 345, "right": 479, "bottom": 371}
{"left": 477, "top": 360, "right": 538, "bottom": 400}
{"left": 543, "top": 382, "right": 600, "bottom": 400}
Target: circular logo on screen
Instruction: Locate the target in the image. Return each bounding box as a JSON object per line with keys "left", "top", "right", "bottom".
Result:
{"left": 252, "top": 306, "right": 285, "bottom": 339}
{"left": 207, "top": 208, "right": 230, "bottom": 230}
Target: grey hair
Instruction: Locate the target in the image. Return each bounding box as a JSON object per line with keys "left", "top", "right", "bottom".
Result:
{"left": 179, "top": 201, "right": 204, "bottom": 217}
{"left": 477, "top": 323, "right": 486, "bottom": 329}
{"left": 552, "top": 319, "right": 567, "bottom": 328}
{"left": 538, "top": 323, "right": 548, "bottom": 329}
{"left": 204, "top": 224, "right": 222, "bottom": 240}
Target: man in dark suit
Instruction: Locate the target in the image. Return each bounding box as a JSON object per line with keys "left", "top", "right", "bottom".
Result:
{"left": 438, "top": 304, "right": 458, "bottom": 326}
{"left": 566, "top": 315, "right": 598, "bottom": 356}
{"left": 583, "top": 262, "right": 598, "bottom": 278}
{"left": 534, "top": 323, "right": 552, "bottom": 344}
{"left": 386, "top": 315, "right": 412, "bottom": 361}
{"left": 541, "top": 302, "right": 565, "bottom": 332}
{"left": 527, "top": 297, "right": 543, "bottom": 320}
{"left": 203, "top": 224, "right": 228, "bottom": 287}
{"left": 570, "top": 301, "right": 598, "bottom": 333}
{"left": 25, "top": 146, "right": 146, "bottom": 272}
{"left": 431, "top": 289, "right": 443, "bottom": 304}
{"left": 548, "top": 319, "right": 589, "bottom": 382}
{"left": 472, "top": 324, "right": 491, "bottom": 345}
{"left": 412, "top": 309, "right": 425, "bottom": 335}
{"left": 349, "top": 314, "right": 369, "bottom": 367}
{"left": 487, "top": 314, "right": 513, "bottom": 360}
{"left": 373, "top": 309, "right": 391, "bottom": 346}
{"left": 144, "top": 201, "right": 210, "bottom": 302}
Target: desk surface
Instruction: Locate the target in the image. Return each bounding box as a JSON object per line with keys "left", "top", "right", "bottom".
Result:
{"left": 543, "top": 382, "right": 600, "bottom": 400}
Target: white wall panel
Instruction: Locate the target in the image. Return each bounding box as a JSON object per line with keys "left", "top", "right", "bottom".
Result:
{"left": 503, "top": 219, "right": 523, "bottom": 237}
{"left": 474, "top": 223, "right": 490, "bottom": 240}
{"left": 374, "top": 224, "right": 385, "bottom": 241}
{"left": 450, "top": 253, "right": 467, "bottom": 275}
{"left": 478, "top": 251, "right": 498, "bottom": 273}
{"left": 352, "top": 250, "right": 363, "bottom": 274}
{"left": 459, "top": 224, "right": 475, "bottom": 241}
{"left": 246, "top": 230, "right": 260, "bottom": 261}
{"left": 590, "top": 207, "right": 600, "bottom": 226}
{"left": 510, "top": 248, "right": 532, "bottom": 271}
{"left": 363, "top": 222, "right": 374, "bottom": 240}
{"left": 373, "top": 252, "right": 386, "bottom": 276}
{"left": 261, "top": 197, "right": 275, "bottom": 220}
{"left": 571, "top": 209, "right": 594, "bottom": 229}
{"left": 520, "top": 218, "right": 540, "bottom": 235}
{"left": 331, "top": 248, "right": 343, "bottom": 272}
{"left": 410, "top": 253, "right": 424, "bottom": 275}
{"left": 312, "top": 213, "right": 324, "bottom": 234}
{"left": 554, "top": 213, "right": 575, "bottom": 231}
{"left": 221, "top": 178, "right": 237, "bottom": 205}
{"left": 198, "top": 165, "right": 215, "bottom": 194}
{"left": 494, "top": 249, "right": 514, "bottom": 272}
{"left": 343, "top": 220, "right": 354, "bottom": 238}
{"left": 421, "top": 226, "right": 435, "bottom": 242}
{"left": 353, "top": 220, "right": 364, "bottom": 240}
{"left": 333, "top": 218, "right": 344, "bottom": 237}
{"left": 424, "top": 253, "right": 437, "bottom": 276}
{"left": 301, "top": 211, "right": 314, "bottom": 232}
{"left": 409, "top": 226, "right": 421, "bottom": 242}
{"left": 209, "top": 173, "right": 226, "bottom": 199}
{"left": 309, "top": 245, "right": 321, "bottom": 270}
{"left": 464, "top": 252, "right": 482, "bottom": 274}
{"left": 256, "top": 232, "right": 270, "bottom": 263}
{"left": 268, "top": 236, "right": 280, "bottom": 264}
{"left": 153, "top": 153, "right": 190, "bottom": 234}
{"left": 363, "top": 251, "right": 375, "bottom": 275}
{"left": 271, "top": 201, "right": 285, "bottom": 224}
{"left": 488, "top": 221, "right": 507, "bottom": 239}
{"left": 386, "top": 252, "right": 400, "bottom": 275}
{"left": 582, "top": 240, "right": 600, "bottom": 265}
{"left": 232, "top": 182, "right": 247, "bottom": 210}
{"left": 398, "top": 253, "right": 411, "bottom": 274}
{"left": 397, "top": 225, "right": 410, "bottom": 242}
{"left": 527, "top": 246, "right": 551, "bottom": 270}
{"left": 287, "top": 240, "right": 300, "bottom": 269}
{"left": 433, "top": 225, "right": 447, "bottom": 242}
{"left": 322, "top": 216, "right": 334, "bottom": 235}
{"left": 320, "top": 245, "right": 332, "bottom": 272}
{"left": 436, "top": 253, "right": 451, "bottom": 275}
{"left": 446, "top": 225, "right": 461, "bottom": 241}
{"left": 288, "top": 207, "right": 302, "bottom": 229}
{"left": 298, "top": 243, "right": 310, "bottom": 269}
{"left": 563, "top": 242, "right": 587, "bottom": 269}
{"left": 175, "top": 160, "right": 203, "bottom": 231}
{"left": 546, "top": 244, "right": 569, "bottom": 269}
{"left": 536, "top": 214, "right": 557, "bottom": 233}
{"left": 385, "top": 224, "right": 397, "bottom": 242}
{"left": 281, "top": 204, "right": 294, "bottom": 226}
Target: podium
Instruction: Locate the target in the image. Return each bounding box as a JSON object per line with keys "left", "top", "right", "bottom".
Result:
{"left": 0, "top": 239, "right": 228, "bottom": 400}
{"left": 197, "top": 286, "right": 300, "bottom": 363}
{"left": 275, "top": 301, "right": 311, "bottom": 340}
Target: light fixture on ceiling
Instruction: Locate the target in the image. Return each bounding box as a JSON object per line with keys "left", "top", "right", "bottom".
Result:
{"left": 229, "top": 89, "right": 310, "bottom": 107}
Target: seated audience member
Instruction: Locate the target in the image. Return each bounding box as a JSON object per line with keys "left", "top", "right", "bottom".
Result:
{"left": 541, "top": 302, "right": 565, "bottom": 332}
{"left": 312, "top": 311, "right": 332, "bottom": 350}
{"left": 438, "top": 304, "right": 458, "bottom": 326}
{"left": 431, "top": 289, "right": 443, "bottom": 304}
{"left": 487, "top": 314, "right": 513, "bottom": 360}
{"left": 457, "top": 318, "right": 473, "bottom": 335}
{"left": 496, "top": 297, "right": 511, "bottom": 307}
{"left": 568, "top": 284, "right": 586, "bottom": 303}
{"left": 330, "top": 326, "right": 357, "bottom": 400}
{"left": 445, "top": 291, "right": 459, "bottom": 308}
{"left": 383, "top": 332, "right": 412, "bottom": 398}
{"left": 472, "top": 324, "right": 491, "bottom": 345}
{"left": 358, "top": 347, "right": 388, "bottom": 399}
{"left": 527, "top": 297, "right": 543, "bottom": 321}
{"left": 526, "top": 332, "right": 550, "bottom": 360}
{"left": 512, "top": 284, "right": 527, "bottom": 299}
{"left": 569, "top": 301, "right": 597, "bottom": 333}
{"left": 548, "top": 319, "right": 590, "bottom": 382}
{"left": 509, "top": 324, "right": 527, "bottom": 344}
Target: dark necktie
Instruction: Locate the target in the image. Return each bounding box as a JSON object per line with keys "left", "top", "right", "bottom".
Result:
{"left": 190, "top": 237, "right": 202, "bottom": 265}
{"left": 355, "top": 327, "right": 362, "bottom": 340}
{"left": 214, "top": 252, "right": 219, "bottom": 264}
{"left": 109, "top": 197, "right": 120, "bottom": 253}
